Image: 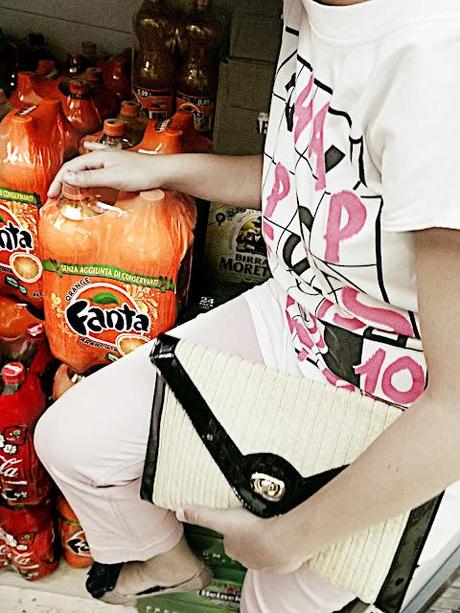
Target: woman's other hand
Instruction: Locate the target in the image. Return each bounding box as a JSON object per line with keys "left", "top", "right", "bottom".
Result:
{"left": 177, "top": 505, "right": 307, "bottom": 574}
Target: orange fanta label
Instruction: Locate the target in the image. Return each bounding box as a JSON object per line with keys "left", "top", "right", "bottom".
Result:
{"left": 43, "top": 262, "right": 176, "bottom": 373}
{"left": 0, "top": 189, "right": 43, "bottom": 309}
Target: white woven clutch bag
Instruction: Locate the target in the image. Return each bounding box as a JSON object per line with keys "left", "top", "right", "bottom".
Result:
{"left": 141, "top": 334, "right": 441, "bottom": 612}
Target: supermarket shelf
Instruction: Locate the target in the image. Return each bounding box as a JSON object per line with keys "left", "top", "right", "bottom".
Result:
{"left": 0, "top": 561, "right": 137, "bottom": 613}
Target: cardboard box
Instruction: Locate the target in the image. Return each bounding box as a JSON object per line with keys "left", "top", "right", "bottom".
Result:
{"left": 213, "top": 59, "right": 276, "bottom": 155}
{"left": 204, "top": 203, "right": 270, "bottom": 289}
{"left": 234, "top": 0, "right": 283, "bottom": 16}
{"left": 230, "top": 11, "right": 282, "bottom": 64}
{"left": 138, "top": 568, "right": 246, "bottom": 613}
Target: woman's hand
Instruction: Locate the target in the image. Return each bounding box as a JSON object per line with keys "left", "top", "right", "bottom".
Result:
{"left": 48, "top": 151, "right": 264, "bottom": 211}
{"left": 47, "top": 150, "right": 170, "bottom": 198}
{"left": 177, "top": 505, "right": 307, "bottom": 574}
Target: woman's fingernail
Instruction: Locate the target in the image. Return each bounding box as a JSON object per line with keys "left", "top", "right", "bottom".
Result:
{"left": 176, "top": 508, "right": 186, "bottom": 522}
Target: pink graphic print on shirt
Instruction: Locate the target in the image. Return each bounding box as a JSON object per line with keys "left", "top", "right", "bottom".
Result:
{"left": 263, "top": 30, "right": 426, "bottom": 408}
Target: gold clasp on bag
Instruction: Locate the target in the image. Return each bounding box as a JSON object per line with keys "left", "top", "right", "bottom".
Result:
{"left": 250, "top": 472, "right": 286, "bottom": 502}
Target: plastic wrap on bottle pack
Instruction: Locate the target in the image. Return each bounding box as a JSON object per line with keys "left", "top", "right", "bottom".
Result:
{"left": 57, "top": 495, "right": 93, "bottom": 568}
{"left": 40, "top": 184, "right": 196, "bottom": 374}
{"left": 0, "top": 100, "right": 66, "bottom": 309}
{"left": 0, "top": 335, "right": 53, "bottom": 506}
{"left": 0, "top": 499, "right": 58, "bottom": 580}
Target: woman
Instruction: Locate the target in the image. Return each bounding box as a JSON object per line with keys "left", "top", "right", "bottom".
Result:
{"left": 36, "top": 0, "right": 460, "bottom": 610}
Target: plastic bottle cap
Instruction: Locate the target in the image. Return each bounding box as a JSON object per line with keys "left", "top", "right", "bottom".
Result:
{"left": 2, "top": 362, "right": 25, "bottom": 384}
{"left": 62, "top": 182, "right": 90, "bottom": 201}
{"left": 84, "top": 67, "right": 103, "bottom": 83}
{"left": 0, "top": 89, "right": 6, "bottom": 105}
{"left": 140, "top": 189, "right": 165, "bottom": 203}
{"left": 120, "top": 100, "right": 140, "bottom": 118}
{"left": 103, "top": 119, "right": 125, "bottom": 137}
{"left": 69, "top": 79, "right": 89, "bottom": 95}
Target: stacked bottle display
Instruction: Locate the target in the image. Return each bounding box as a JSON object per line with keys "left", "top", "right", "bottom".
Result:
{"left": 0, "top": 0, "right": 224, "bottom": 581}
{"left": 133, "top": 0, "right": 223, "bottom": 136}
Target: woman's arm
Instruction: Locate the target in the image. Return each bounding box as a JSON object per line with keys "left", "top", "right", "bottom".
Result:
{"left": 48, "top": 151, "right": 263, "bottom": 210}
{"left": 180, "top": 227, "right": 460, "bottom": 573}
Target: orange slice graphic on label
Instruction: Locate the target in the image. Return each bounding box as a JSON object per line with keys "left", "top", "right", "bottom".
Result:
{"left": 9, "top": 253, "right": 42, "bottom": 284}
{"left": 116, "top": 334, "right": 149, "bottom": 356}
{"left": 65, "top": 283, "right": 152, "bottom": 348}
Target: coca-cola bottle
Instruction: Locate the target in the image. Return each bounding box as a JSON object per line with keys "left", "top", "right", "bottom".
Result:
{"left": 133, "top": 0, "right": 176, "bottom": 120}
{"left": 19, "top": 323, "right": 46, "bottom": 368}
{"left": 1, "top": 362, "right": 25, "bottom": 395}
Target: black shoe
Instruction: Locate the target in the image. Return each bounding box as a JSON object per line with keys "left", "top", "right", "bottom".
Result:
{"left": 86, "top": 561, "right": 125, "bottom": 599}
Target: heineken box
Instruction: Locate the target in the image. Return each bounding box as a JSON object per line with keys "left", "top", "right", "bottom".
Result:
{"left": 138, "top": 567, "right": 246, "bottom": 613}
{"left": 185, "top": 525, "right": 245, "bottom": 573}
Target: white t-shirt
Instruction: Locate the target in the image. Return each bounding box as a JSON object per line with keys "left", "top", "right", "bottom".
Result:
{"left": 263, "top": 0, "right": 460, "bottom": 407}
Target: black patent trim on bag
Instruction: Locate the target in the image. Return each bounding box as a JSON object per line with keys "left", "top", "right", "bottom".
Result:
{"left": 142, "top": 333, "right": 347, "bottom": 518}
{"left": 141, "top": 372, "right": 166, "bottom": 502}
{"left": 375, "top": 494, "right": 443, "bottom": 613}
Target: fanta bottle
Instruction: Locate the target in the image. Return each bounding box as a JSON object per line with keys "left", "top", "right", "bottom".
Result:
{"left": 57, "top": 496, "right": 93, "bottom": 568}
{"left": 36, "top": 59, "right": 58, "bottom": 79}
{"left": 131, "top": 122, "right": 185, "bottom": 154}
{"left": 63, "top": 79, "right": 101, "bottom": 137}
{"left": 52, "top": 363, "right": 80, "bottom": 400}
{"left": 83, "top": 67, "right": 118, "bottom": 120}
{"left": 0, "top": 296, "right": 41, "bottom": 340}
{"left": 40, "top": 183, "right": 196, "bottom": 373}
{"left": 0, "top": 99, "right": 65, "bottom": 307}
{"left": 0, "top": 99, "right": 65, "bottom": 202}
{"left": 62, "top": 52, "right": 89, "bottom": 79}
{"left": 104, "top": 55, "right": 132, "bottom": 104}
{"left": 169, "top": 109, "right": 213, "bottom": 153}
{"left": 116, "top": 100, "right": 146, "bottom": 146}
{"left": 79, "top": 119, "right": 132, "bottom": 154}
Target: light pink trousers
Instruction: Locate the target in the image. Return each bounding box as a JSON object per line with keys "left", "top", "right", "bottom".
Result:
{"left": 34, "top": 280, "right": 459, "bottom": 613}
